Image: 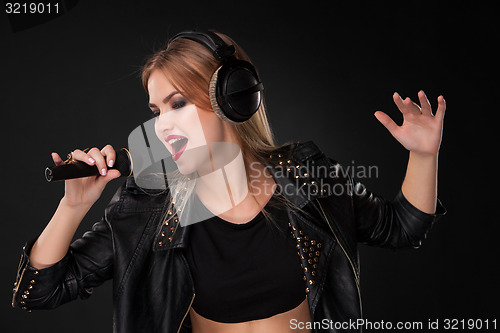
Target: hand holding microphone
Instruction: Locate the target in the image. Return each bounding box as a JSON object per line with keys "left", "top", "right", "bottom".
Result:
{"left": 48, "top": 145, "right": 128, "bottom": 207}
{"left": 46, "top": 146, "right": 132, "bottom": 182}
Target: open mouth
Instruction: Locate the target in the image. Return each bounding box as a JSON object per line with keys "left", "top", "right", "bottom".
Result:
{"left": 167, "top": 135, "right": 188, "bottom": 161}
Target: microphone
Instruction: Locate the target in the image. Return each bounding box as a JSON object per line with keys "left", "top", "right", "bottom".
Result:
{"left": 45, "top": 148, "right": 133, "bottom": 182}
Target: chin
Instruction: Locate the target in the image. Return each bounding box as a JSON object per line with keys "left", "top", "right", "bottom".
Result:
{"left": 175, "top": 163, "right": 197, "bottom": 176}
{"left": 174, "top": 153, "right": 201, "bottom": 176}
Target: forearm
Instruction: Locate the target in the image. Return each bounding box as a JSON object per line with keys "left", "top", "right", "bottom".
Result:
{"left": 401, "top": 151, "right": 438, "bottom": 214}
{"left": 29, "top": 198, "right": 91, "bottom": 269}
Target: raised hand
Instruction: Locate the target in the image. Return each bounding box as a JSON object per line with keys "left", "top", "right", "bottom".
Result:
{"left": 374, "top": 91, "right": 446, "bottom": 156}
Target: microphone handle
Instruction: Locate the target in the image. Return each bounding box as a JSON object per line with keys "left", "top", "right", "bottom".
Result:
{"left": 45, "top": 148, "right": 132, "bottom": 182}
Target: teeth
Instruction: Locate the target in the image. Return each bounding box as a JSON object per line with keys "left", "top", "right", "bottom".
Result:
{"left": 168, "top": 137, "right": 185, "bottom": 145}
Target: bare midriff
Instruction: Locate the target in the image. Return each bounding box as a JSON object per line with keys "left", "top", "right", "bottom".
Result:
{"left": 189, "top": 296, "right": 312, "bottom": 333}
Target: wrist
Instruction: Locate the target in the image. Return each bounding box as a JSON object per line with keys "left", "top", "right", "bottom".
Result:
{"left": 60, "top": 196, "right": 93, "bottom": 212}
{"left": 409, "top": 150, "right": 439, "bottom": 161}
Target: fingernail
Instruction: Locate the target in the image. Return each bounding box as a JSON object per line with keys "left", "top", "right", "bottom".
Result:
{"left": 108, "top": 160, "right": 114, "bottom": 167}
{"left": 89, "top": 158, "right": 95, "bottom": 164}
{"left": 101, "top": 168, "right": 107, "bottom": 176}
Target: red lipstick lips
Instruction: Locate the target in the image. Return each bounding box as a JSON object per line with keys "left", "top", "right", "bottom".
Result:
{"left": 166, "top": 135, "right": 188, "bottom": 161}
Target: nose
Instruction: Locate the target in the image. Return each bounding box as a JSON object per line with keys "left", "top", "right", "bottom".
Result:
{"left": 155, "top": 109, "right": 175, "bottom": 134}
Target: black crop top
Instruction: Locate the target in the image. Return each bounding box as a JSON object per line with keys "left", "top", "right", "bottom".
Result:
{"left": 184, "top": 192, "right": 305, "bottom": 323}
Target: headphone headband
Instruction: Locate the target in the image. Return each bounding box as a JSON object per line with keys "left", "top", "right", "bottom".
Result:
{"left": 169, "top": 31, "right": 236, "bottom": 61}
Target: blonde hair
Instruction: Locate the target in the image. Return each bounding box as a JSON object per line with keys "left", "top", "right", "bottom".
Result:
{"left": 141, "top": 31, "right": 292, "bottom": 230}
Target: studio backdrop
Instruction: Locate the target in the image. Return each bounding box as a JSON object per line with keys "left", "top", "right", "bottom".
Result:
{"left": 1, "top": 1, "right": 497, "bottom": 332}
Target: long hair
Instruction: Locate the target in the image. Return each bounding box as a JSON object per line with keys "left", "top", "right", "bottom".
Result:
{"left": 141, "top": 31, "right": 293, "bottom": 231}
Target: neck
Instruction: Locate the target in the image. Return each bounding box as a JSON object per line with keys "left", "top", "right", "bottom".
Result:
{"left": 194, "top": 141, "right": 249, "bottom": 215}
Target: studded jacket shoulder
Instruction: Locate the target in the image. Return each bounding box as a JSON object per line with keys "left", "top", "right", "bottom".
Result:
{"left": 11, "top": 140, "right": 445, "bottom": 333}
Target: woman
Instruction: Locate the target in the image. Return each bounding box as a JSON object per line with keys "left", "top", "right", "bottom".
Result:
{"left": 12, "top": 31, "right": 446, "bottom": 333}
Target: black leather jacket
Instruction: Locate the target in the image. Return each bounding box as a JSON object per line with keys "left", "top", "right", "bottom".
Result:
{"left": 12, "top": 141, "right": 445, "bottom": 332}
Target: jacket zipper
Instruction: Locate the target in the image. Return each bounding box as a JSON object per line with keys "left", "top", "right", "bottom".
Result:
{"left": 176, "top": 292, "right": 195, "bottom": 333}
{"left": 316, "top": 199, "right": 363, "bottom": 316}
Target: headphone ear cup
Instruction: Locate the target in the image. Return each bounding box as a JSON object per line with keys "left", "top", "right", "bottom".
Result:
{"left": 209, "top": 66, "right": 237, "bottom": 124}
{"left": 209, "top": 60, "right": 263, "bottom": 124}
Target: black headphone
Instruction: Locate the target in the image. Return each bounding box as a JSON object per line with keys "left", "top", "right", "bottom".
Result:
{"left": 168, "top": 31, "right": 264, "bottom": 124}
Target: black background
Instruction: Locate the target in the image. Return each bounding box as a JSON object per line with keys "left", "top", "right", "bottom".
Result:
{"left": 1, "top": 1, "right": 498, "bottom": 332}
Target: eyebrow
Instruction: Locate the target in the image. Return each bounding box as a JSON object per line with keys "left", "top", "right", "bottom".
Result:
{"left": 148, "top": 91, "right": 180, "bottom": 108}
